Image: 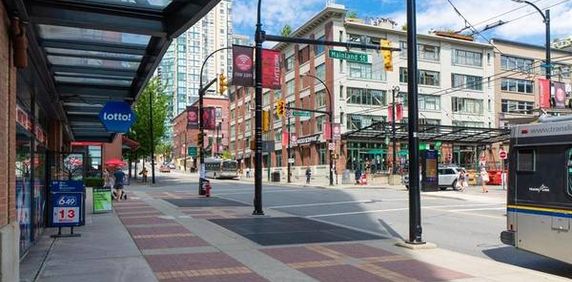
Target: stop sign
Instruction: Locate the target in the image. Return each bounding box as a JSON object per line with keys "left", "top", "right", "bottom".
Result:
{"left": 499, "top": 149, "right": 507, "bottom": 160}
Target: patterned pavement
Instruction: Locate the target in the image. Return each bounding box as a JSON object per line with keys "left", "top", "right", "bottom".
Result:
{"left": 113, "top": 192, "right": 474, "bottom": 282}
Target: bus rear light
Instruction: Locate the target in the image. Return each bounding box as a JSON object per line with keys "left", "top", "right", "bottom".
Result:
{"left": 521, "top": 129, "right": 528, "bottom": 134}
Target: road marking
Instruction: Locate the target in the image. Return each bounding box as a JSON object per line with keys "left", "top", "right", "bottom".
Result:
{"left": 448, "top": 207, "right": 505, "bottom": 212}
{"left": 217, "top": 189, "right": 316, "bottom": 196}
{"left": 269, "top": 200, "right": 375, "bottom": 209}
{"left": 306, "top": 203, "right": 500, "bottom": 218}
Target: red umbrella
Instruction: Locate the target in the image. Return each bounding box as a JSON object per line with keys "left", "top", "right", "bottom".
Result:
{"left": 105, "top": 159, "right": 126, "bottom": 168}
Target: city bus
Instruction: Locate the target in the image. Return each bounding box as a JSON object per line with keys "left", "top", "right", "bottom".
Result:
{"left": 204, "top": 157, "right": 239, "bottom": 179}
{"left": 501, "top": 116, "right": 572, "bottom": 264}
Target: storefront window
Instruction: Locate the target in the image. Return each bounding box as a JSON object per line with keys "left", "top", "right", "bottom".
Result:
{"left": 16, "top": 125, "right": 33, "bottom": 255}
{"left": 87, "top": 145, "right": 102, "bottom": 177}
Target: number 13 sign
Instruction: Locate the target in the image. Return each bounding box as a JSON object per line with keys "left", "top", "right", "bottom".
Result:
{"left": 53, "top": 207, "right": 80, "bottom": 224}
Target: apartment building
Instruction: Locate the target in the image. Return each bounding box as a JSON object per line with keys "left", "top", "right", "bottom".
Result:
{"left": 491, "top": 39, "right": 572, "bottom": 127}
{"left": 229, "top": 3, "right": 497, "bottom": 176}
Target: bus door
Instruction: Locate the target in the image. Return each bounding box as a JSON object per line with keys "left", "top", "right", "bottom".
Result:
{"left": 513, "top": 145, "right": 572, "bottom": 263}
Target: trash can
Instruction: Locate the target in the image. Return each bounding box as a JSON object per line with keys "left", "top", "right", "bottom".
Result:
{"left": 271, "top": 172, "right": 281, "bottom": 182}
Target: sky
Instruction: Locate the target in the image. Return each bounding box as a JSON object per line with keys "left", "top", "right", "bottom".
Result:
{"left": 232, "top": 0, "right": 572, "bottom": 46}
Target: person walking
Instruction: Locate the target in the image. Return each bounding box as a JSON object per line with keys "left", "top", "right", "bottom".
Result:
{"left": 355, "top": 167, "right": 362, "bottom": 185}
{"left": 113, "top": 168, "right": 127, "bottom": 200}
{"left": 480, "top": 167, "right": 489, "bottom": 193}
{"left": 139, "top": 167, "right": 148, "bottom": 183}
{"left": 305, "top": 167, "right": 312, "bottom": 184}
{"left": 103, "top": 168, "right": 114, "bottom": 189}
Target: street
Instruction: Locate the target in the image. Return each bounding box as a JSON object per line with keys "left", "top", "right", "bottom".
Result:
{"left": 151, "top": 171, "right": 572, "bottom": 279}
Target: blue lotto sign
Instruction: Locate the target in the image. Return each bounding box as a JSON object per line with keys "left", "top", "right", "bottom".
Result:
{"left": 98, "top": 101, "right": 136, "bottom": 133}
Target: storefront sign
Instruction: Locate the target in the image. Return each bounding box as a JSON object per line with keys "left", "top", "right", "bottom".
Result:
{"left": 187, "top": 106, "right": 199, "bottom": 129}
{"left": 49, "top": 180, "right": 84, "bottom": 227}
{"left": 98, "top": 101, "right": 136, "bottom": 133}
{"left": 16, "top": 105, "right": 32, "bottom": 131}
{"left": 261, "top": 49, "right": 281, "bottom": 89}
{"left": 296, "top": 134, "right": 320, "bottom": 146}
{"left": 232, "top": 45, "right": 254, "bottom": 86}
{"left": 92, "top": 187, "right": 112, "bottom": 214}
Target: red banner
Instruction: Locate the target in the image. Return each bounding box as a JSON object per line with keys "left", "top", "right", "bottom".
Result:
{"left": 202, "top": 107, "right": 217, "bottom": 130}
{"left": 261, "top": 49, "right": 281, "bottom": 89}
{"left": 186, "top": 106, "right": 199, "bottom": 129}
{"left": 388, "top": 103, "right": 403, "bottom": 122}
{"left": 324, "top": 122, "right": 341, "bottom": 141}
{"left": 538, "top": 78, "right": 550, "bottom": 109}
{"left": 282, "top": 131, "right": 289, "bottom": 146}
{"left": 232, "top": 45, "right": 254, "bottom": 86}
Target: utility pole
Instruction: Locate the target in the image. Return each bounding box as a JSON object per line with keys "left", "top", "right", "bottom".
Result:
{"left": 149, "top": 82, "right": 156, "bottom": 184}
{"left": 406, "top": 0, "right": 423, "bottom": 245}
{"left": 287, "top": 112, "right": 292, "bottom": 183}
{"left": 253, "top": 0, "right": 264, "bottom": 215}
{"left": 392, "top": 86, "right": 400, "bottom": 175}
{"left": 183, "top": 130, "right": 187, "bottom": 172}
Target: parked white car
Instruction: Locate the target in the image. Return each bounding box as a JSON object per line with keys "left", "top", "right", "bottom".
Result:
{"left": 403, "top": 166, "right": 463, "bottom": 190}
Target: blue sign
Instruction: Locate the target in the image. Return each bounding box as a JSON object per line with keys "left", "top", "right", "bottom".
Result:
{"left": 98, "top": 101, "right": 136, "bottom": 133}
{"left": 50, "top": 181, "right": 85, "bottom": 227}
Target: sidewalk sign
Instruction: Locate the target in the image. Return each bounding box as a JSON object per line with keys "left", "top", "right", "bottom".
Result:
{"left": 93, "top": 187, "right": 112, "bottom": 213}
{"left": 49, "top": 180, "right": 85, "bottom": 237}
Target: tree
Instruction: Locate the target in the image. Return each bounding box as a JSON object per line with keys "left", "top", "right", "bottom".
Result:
{"left": 280, "top": 24, "right": 292, "bottom": 36}
{"left": 127, "top": 77, "right": 169, "bottom": 160}
{"left": 401, "top": 24, "right": 407, "bottom": 31}
{"left": 347, "top": 10, "right": 358, "bottom": 19}
{"left": 156, "top": 142, "right": 173, "bottom": 160}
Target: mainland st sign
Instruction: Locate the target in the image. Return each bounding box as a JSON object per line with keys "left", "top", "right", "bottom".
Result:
{"left": 328, "top": 49, "right": 369, "bottom": 63}
{"left": 98, "top": 101, "right": 136, "bottom": 133}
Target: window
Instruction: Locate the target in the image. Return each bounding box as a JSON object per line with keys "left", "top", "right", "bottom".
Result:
{"left": 315, "top": 90, "right": 326, "bottom": 108}
{"left": 285, "top": 55, "right": 294, "bottom": 71}
{"left": 314, "top": 36, "right": 325, "bottom": 55}
{"left": 315, "top": 64, "right": 326, "bottom": 82}
{"left": 500, "top": 78, "right": 534, "bottom": 94}
{"left": 286, "top": 79, "right": 295, "bottom": 96}
{"left": 348, "top": 88, "right": 385, "bottom": 106}
{"left": 420, "top": 118, "right": 440, "bottom": 125}
{"left": 347, "top": 114, "right": 384, "bottom": 130}
{"left": 276, "top": 150, "right": 282, "bottom": 167}
{"left": 263, "top": 92, "right": 270, "bottom": 106}
{"left": 316, "top": 115, "right": 326, "bottom": 132}
{"left": 500, "top": 55, "right": 533, "bottom": 72}
{"left": 419, "top": 95, "right": 440, "bottom": 111}
{"left": 399, "top": 42, "right": 440, "bottom": 61}
{"left": 501, "top": 100, "right": 534, "bottom": 114}
{"left": 298, "top": 46, "right": 310, "bottom": 65}
{"left": 399, "top": 68, "right": 440, "bottom": 86}
{"left": 517, "top": 149, "right": 535, "bottom": 172}
{"left": 452, "top": 120, "right": 484, "bottom": 127}
{"left": 452, "top": 97, "right": 483, "bottom": 114}
{"left": 452, "top": 74, "right": 483, "bottom": 90}
{"left": 349, "top": 62, "right": 385, "bottom": 80}
{"left": 453, "top": 49, "right": 482, "bottom": 67}
{"left": 553, "top": 63, "right": 571, "bottom": 78}
{"left": 319, "top": 144, "right": 327, "bottom": 165}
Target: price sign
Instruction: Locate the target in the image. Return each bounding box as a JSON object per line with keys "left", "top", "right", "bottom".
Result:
{"left": 53, "top": 207, "right": 80, "bottom": 224}
{"left": 50, "top": 180, "right": 84, "bottom": 227}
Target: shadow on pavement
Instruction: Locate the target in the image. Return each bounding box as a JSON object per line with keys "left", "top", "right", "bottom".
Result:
{"left": 482, "top": 247, "right": 572, "bottom": 278}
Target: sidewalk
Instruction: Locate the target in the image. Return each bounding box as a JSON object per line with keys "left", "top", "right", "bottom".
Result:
{"left": 20, "top": 186, "right": 566, "bottom": 281}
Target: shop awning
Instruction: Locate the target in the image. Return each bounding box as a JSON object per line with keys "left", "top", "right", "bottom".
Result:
{"left": 342, "top": 122, "right": 510, "bottom": 145}
{"left": 6, "top": 0, "right": 221, "bottom": 142}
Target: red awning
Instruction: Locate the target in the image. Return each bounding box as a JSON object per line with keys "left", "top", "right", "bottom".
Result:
{"left": 122, "top": 136, "right": 140, "bottom": 151}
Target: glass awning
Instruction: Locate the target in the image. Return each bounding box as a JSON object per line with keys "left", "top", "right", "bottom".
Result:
{"left": 6, "top": 0, "right": 221, "bottom": 142}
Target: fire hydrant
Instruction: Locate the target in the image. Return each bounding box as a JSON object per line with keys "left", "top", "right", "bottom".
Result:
{"left": 203, "top": 180, "right": 212, "bottom": 197}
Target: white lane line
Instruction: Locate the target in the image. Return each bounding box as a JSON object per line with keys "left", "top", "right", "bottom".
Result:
{"left": 217, "top": 189, "right": 315, "bottom": 196}
{"left": 306, "top": 203, "right": 500, "bottom": 218}
{"left": 448, "top": 207, "right": 505, "bottom": 212}
{"left": 270, "top": 200, "right": 375, "bottom": 209}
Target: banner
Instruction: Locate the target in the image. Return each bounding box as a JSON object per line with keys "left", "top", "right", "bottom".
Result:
{"left": 553, "top": 81, "right": 567, "bottom": 108}
{"left": 232, "top": 45, "right": 254, "bottom": 86}
{"left": 282, "top": 131, "right": 289, "bottom": 146}
{"left": 262, "top": 49, "right": 281, "bottom": 89}
{"left": 388, "top": 103, "right": 403, "bottom": 122}
{"left": 324, "top": 123, "right": 341, "bottom": 141}
{"left": 203, "top": 107, "right": 217, "bottom": 130}
{"left": 186, "top": 106, "right": 199, "bottom": 129}
{"left": 538, "top": 78, "right": 550, "bottom": 109}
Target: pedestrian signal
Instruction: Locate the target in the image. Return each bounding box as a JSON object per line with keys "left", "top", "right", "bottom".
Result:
{"left": 381, "top": 39, "right": 393, "bottom": 72}
{"left": 218, "top": 73, "right": 228, "bottom": 94}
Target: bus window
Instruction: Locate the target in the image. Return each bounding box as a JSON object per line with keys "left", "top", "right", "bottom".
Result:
{"left": 517, "top": 149, "right": 535, "bottom": 172}
{"left": 568, "top": 149, "right": 572, "bottom": 197}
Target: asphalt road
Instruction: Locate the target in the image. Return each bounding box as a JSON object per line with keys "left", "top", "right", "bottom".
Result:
{"left": 142, "top": 171, "right": 572, "bottom": 278}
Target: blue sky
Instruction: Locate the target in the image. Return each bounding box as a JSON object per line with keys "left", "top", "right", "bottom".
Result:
{"left": 232, "top": 0, "right": 572, "bottom": 46}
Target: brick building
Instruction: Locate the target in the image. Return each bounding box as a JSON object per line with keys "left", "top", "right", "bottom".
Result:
{"left": 172, "top": 96, "right": 230, "bottom": 171}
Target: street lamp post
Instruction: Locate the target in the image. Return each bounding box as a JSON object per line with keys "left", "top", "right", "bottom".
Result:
{"left": 302, "top": 73, "right": 334, "bottom": 186}
{"left": 149, "top": 82, "right": 156, "bottom": 184}
{"left": 287, "top": 111, "right": 292, "bottom": 183}
{"left": 391, "top": 86, "right": 400, "bottom": 175}
{"left": 183, "top": 131, "right": 187, "bottom": 172}
{"left": 511, "top": 0, "right": 550, "bottom": 81}
{"left": 253, "top": 0, "right": 264, "bottom": 215}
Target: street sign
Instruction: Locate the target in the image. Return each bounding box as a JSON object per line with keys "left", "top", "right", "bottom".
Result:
{"left": 98, "top": 101, "right": 136, "bottom": 133}
{"left": 188, "top": 146, "right": 197, "bottom": 157}
{"left": 328, "top": 49, "right": 369, "bottom": 63}
{"left": 288, "top": 158, "right": 295, "bottom": 164}
{"left": 499, "top": 149, "right": 507, "bottom": 160}
{"left": 292, "top": 111, "right": 311, "bottom": 117}
{"left": 328, "top": 142, "right": 335, "bottom": 151}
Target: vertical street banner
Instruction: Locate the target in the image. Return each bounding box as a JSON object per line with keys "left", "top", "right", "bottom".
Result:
{"left": 232, "top": 45, "right": 254, "bottom": 86}
{"left": 203, "top": 107, "right": 216, "bottom": 130}
{"left": 553, "top": 81, "right": 567, "bottom": 108}
{"left": 261, "top": 49, "right": 281, "bottom": 89}
{"left": 538, "top": 78, "right": 550, "bottom": 109}
{"left": 187, "top": 106, "right": 199, "bottom": 129}
{"left": 282, "top": 131, "right": 289, "bottom": 146}
{"left": 324, "top": 123, "right": 342, "bottom": 141}
{"left": 388, "top": 103, "right": 403, "bottom": 122}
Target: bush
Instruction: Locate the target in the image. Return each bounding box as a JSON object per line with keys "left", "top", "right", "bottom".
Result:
{"left": 84, "top": 177, "right": 104, "bottom": 188}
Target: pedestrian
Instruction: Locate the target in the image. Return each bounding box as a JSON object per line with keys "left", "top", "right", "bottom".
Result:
{"left": 457, "top": 169, "right": 469, "bottom": 191}
{"left": 480, "top": 167, "right": 489, "bottom": 193}
{"left": 355, "top": 167, "right": 362, "bottom": 184}
{"left": 103, "top": 168, "right": 114, "bottom": 189}
{"left": 246, "top": 167, "right": 250, "bottom": 178}
{"left": 139, "top": 167, "right": 148, "bottom": 183}
{"left": 113, "top": 168, "right": 127, "bottom": 200}
{"left": 305, "top": 167, "right": 312, "bottom": 184}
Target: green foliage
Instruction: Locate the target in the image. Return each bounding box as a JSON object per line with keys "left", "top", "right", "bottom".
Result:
{"left": 127, "top": 77, "right": 169, "bottom": 159}
{"left": 156, "top": 142, "right": 173, "bottom": 158}
{"left": 347, "top": 10, "right": 358, "bottom": 19}
{"left": 84, "top": 177, "right": 103, "bottom": 188}
{"left": 401, "top": 24, "right": 407, "bottom": 31}
{"left": 221, "top": 150, "right": 232, "bottom": 160}
{"left": 280, "top": 24, "right": 292, "bottom": 36}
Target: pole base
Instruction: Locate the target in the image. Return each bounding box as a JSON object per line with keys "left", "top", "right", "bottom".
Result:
{"left": 252, "top": 210, "right": 265, "bottom": 216}
{"left": 395, "top": 241, "right": 437, "bottom": 250}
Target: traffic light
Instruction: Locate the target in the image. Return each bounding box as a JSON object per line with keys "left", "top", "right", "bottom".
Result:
{"left": 262, "top": 110, "right": 270, "bottom": 132}
{"left": 381, "top": 39, "right": 393, "bottom": 72}
{"left": 218, "top": 73, "right": 228, "bottom": 94}
{"left": 276, "top": 98, "right": 285, "bottom": 118}
{"left": 197, "top": 132, "right": 204, "bottom": 149}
